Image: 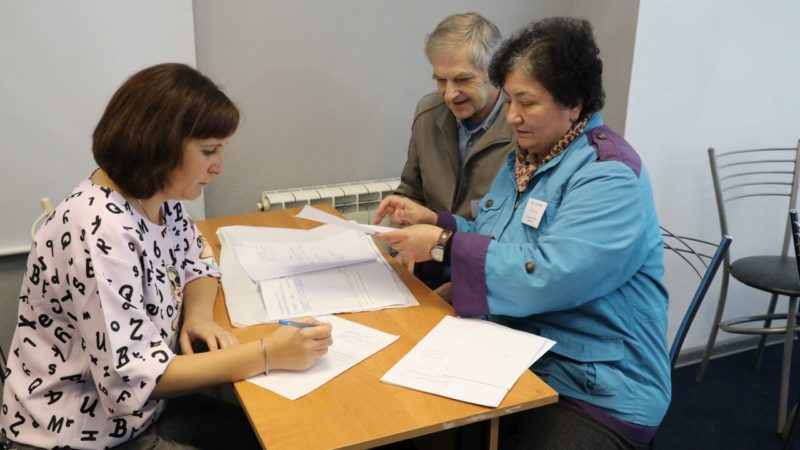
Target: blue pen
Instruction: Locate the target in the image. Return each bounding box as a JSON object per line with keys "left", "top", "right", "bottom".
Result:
{"left": 278, "top": 319, "right": 316, "bottom": 328}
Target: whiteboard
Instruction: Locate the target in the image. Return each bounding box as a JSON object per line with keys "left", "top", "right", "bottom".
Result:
{"left": 0, "top": 1, "right": 197, "bottom": 256}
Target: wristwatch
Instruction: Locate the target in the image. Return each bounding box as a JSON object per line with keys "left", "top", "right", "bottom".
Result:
{"left": 430, "top": 229, "right": 454, "bottom": 262}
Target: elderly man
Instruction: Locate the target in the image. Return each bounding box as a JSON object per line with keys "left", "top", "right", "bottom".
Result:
{"left": 395, "top": 12, "right": 513, "bottom": 220}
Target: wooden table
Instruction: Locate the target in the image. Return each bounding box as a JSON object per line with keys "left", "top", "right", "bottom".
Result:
{"left": 196, "top": 207, "right": 558, "bottom": 450}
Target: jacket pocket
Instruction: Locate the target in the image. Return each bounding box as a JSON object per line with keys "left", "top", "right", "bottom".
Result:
{"left": 538, "top": 327, "right": 624, "bottom": 363}
{"left": 536, "top": 327, "right": 625, "bottom": 397}
{"left": 475, "top": 195, "right": 508, "bottom": 236}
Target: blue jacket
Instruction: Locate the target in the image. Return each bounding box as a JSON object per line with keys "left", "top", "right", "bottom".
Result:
{"left": 441, "top": 113, "right": 671, "bottom": 426}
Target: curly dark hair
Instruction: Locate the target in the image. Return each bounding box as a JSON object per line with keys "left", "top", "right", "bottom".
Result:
{"left": 93, "top": 63, "right": 239, "bottom": 199}
{"left": 489, "top": 17, "right": 604, "bottom": 120}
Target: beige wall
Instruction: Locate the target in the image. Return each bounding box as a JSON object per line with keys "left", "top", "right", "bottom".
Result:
{"left": 195, "top": 0, "right": 639, "bottom": 218}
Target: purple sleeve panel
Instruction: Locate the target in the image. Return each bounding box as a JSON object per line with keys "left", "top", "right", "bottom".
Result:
{"left": 450, "top": 232, "right": 492, "bottom": 317}
{"left": 587, "top": 125, "right": 641, "bottom": 178}
{"left": 436, "top": 212, "right": 457, "bottom": 231}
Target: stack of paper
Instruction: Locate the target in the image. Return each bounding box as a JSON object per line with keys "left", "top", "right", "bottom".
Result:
{"left": 381, "top": 316, "right": 555, "bottom": 407}
{"left": 217, "top": 224, "right": 417, "bottom": 327}
{"left": 235, "top": 230, "right": 378, "bottom": 280}
{"left": 248, "top": 315, "right": 399, "bottom": 400}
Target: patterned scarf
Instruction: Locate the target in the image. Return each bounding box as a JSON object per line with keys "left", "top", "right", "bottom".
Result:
{"left": 514, "top": 116, "right": 589, "bottom": 192}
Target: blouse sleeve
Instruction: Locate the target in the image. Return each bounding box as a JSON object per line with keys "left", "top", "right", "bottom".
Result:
{"left": 180, "top": 217, "right": 221, "bottom": 286}
{"left": 73, "top": 241, "right": 176, "bottom": 417}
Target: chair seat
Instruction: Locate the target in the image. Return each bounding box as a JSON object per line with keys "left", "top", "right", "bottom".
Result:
{"left": 730, "top": 256, "right": 800, "bottom": 296}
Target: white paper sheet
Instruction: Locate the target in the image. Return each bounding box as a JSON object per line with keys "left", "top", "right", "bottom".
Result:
{"left": 235, "top": 230, "right": 378, "bottom": 281}
{"left": 217, "top": 225, "right": 417, "bottom": 327}
{"left": 247, "top": 315, "right": 399, "bottom": 400}
{"left": 295, "top": 205, "right": 396, "bottom": 234}
{"left": 258, "top": 258, "right": 415, "bottom": 320}
{"left": 381, "top": 316, "right": 555, "bottom": 407}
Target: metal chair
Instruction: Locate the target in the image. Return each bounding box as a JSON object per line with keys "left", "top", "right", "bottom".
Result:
{"left": 650, "top": 229, "right": 730, "bottom": 449}
{"left": 782, "top": 209, "right": 800, "bottom": 447}
{"left": 697, "top": 142, "right": 800, "bottom": 433}
{"left": 661, "top": 228, "right": 732, "bottom": 369}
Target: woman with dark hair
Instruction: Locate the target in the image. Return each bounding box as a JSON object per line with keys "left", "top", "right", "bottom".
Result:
{"left": 0, "top": 63, "right": 332, "bottom": 450}
{"left": 374, "top": 17, "right": 669, "bottom": 449}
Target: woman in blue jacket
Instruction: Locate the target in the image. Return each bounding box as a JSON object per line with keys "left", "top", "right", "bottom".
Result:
{"left": 375, "top": 17, "right": 670, "bottom": 449}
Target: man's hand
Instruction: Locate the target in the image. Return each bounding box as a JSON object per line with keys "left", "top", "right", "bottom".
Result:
{"left": 374, "top": 195, "right": 437, "bottom": 226}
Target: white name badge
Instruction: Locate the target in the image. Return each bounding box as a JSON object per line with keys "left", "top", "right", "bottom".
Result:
{"left": 522, "top": 198, "right": 548, "bottom": 229}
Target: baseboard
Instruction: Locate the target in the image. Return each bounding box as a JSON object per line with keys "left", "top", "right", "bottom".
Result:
{"left": 675, "top": 335, "right": 788, "bottom": 368}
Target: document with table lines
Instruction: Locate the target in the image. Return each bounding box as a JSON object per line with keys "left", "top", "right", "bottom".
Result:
{"left": 258, "top": 258, "right": 415, "bottom": 320}
{"left": 235, "top": 230, "right": 377, "bottom": 281}
{"left": 217, "top": 224, "right": 417, "bottom": 327}
{"left": 247, "top": 315, "right": 399, "bottom": 400}
{"left": 381, "top": 315, "right": 556, "bottom": 407}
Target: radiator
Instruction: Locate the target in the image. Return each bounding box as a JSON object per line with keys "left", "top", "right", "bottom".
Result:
{"left": 258, "top": 178, "right": 400, "bottom": 224}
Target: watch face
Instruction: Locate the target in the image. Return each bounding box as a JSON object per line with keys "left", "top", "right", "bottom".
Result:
{"left": 431, "top": 246, "right": 444, "bottom": 262}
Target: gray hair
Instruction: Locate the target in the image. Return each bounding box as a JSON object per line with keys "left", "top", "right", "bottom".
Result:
{"left": 425, "top": 13, "right": 502, "bottom": 70}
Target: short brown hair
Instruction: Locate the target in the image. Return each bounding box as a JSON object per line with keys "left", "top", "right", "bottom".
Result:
{"left": 92, "top": 63, "right": 239, "bottom": 198}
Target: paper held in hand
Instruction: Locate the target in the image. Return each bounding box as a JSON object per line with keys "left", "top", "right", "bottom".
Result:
{"left": 217, "top": 224, "right": 417, "bottom": 326}
{"left": 381, "top": 315, "right": 556, "bottom": 407}
{"left": 235, "top": 230, "right": 378, "bottom": 281}
{"left": 295, "top": 205, "right": 396, "bottom": 234}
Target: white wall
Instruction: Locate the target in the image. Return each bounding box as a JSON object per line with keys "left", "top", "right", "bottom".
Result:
{"left": 625, "top": 0, "right": 800, "bottom": 351}
{"left": 194, "top": 0, "right": 638, "bottom": 217}
{"left": 0, "top": 1, "right": 200, "bottom": 257}
{"left": 0, "top": 1, "right": 196, "bottom": 404}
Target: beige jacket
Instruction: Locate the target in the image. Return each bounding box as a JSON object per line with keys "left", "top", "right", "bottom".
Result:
{"left": 395, "top": 92, "right": 514, "bottom": 219}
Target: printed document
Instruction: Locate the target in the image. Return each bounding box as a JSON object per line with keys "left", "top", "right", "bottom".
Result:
{"left": 247, "top": 315, "right": 399, "bottom": 400}
{"left": 235, "top": 230, "right": 377, "bottom": 280}
{"left": 259, "top": 259, "right": 415, "bottom": 320}
{"left": 381, "top": 316, "right": 556, "bottom": 407}
{"left": 217, "top": 224, "right": 417, "bottom": 326}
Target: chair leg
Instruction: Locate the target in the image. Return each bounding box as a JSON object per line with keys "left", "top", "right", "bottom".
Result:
{"left": 783, "top": 403, "right": 799, "bottom": 441}
{"left": 697, "top": 270, "right": 731, "bottom": 382}
{"left": 784, "top": 405, "right": 800, "bottom": 448}
{"left": 755, "top": 293, "right": 780, "bottom": 369}
{"left": 777, "top": 296, "right": 798, "bottom": 433}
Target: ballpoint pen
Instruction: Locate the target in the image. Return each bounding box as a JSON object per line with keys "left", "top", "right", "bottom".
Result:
{"left": 277, "top": 319, "right": 316, "bottom": 328}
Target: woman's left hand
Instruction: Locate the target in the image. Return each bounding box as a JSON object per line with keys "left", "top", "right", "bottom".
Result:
{"left": 374, "top": 224, "right": 443, "bottom": 263}
{"left": 179, "top": 317, "right": 239, "bottom": 354}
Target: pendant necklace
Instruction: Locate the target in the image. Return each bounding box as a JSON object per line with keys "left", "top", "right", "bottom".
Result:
{"left": 137, "top": 198, "right": 159, "bottom": 225}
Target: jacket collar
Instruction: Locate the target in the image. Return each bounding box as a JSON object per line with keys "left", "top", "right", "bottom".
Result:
{"left": 505, "top": 112, "right": 605, "bottom": 179}
{"left": 435, "top": 94, "right": 514, "bottom": 165}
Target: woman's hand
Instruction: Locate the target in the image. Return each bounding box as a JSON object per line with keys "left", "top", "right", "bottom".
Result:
{"left": 393, "top": 252, "right": 415, "bottom": 273}
{"left": 374, "top": 224, "right": 442, "bottom": 263}
{"left": 264, "top": 317, "right": 333, "bottom": 371}
{"left": 179, "top": 317, "right": 239, "bottom": 354}
{"left": 374, "top": 195, "right": 437, "bottom": 226}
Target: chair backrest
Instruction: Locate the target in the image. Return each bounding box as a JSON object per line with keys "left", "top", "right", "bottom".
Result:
{"left": 661, "top": 227, "right": 732, "bottom": 368}
{"left": 792, "top": 209, "right": 800, "bottom": 279}
{"left": 708, "top": 141, "right": 800, "bottom": 264}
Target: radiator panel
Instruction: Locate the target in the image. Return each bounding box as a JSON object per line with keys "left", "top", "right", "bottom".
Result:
{"left": 259, "top": 178, "right": 400, "bottom": 223}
